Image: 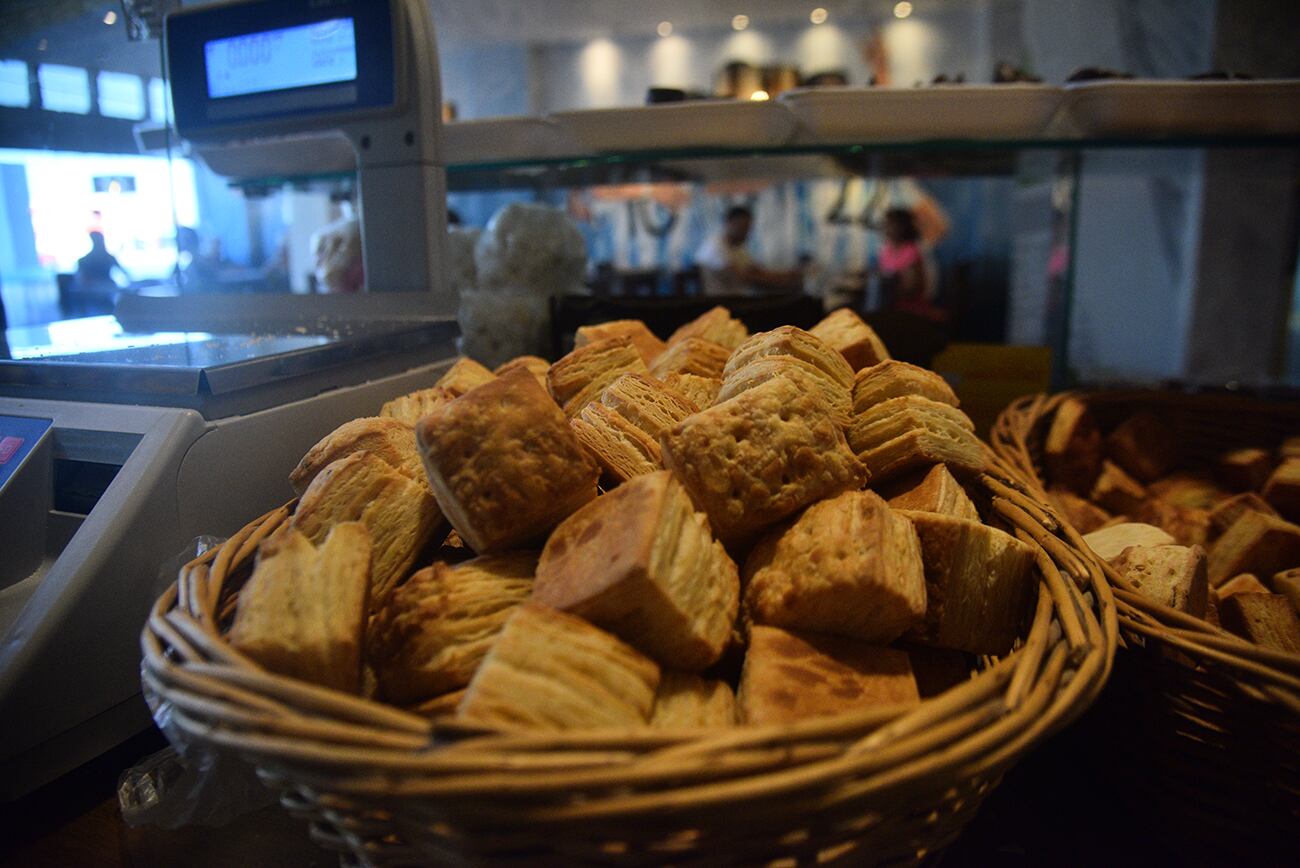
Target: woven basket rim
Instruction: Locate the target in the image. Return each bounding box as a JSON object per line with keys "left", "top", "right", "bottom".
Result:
{"left": 140, "top": 451, "right": 1115, "bottom": 860}
{"left": 991, "top": 390, "right": 1300, "bottom": 711}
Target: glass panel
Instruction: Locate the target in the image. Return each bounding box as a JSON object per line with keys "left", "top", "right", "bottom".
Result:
{"left": 148, "top": 78, "right": 168, "bottom": 124}
{"left": 97, "top": 71, "right": 145, "bottom": 120}
{"left": 37, "top": 64, "right": 91, "bottom": 115}
{"left": 0, "top": 60, "right": 28, "bottom": 108}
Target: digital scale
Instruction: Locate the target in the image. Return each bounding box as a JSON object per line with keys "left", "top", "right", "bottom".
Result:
{"left": 0, "top": 0, "right": 458, "bottom": 798}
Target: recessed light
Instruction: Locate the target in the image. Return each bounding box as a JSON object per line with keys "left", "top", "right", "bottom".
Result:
{"left": 732, "top": 14, "right": 749, "bottom": 31}
{"left": 894, "top": 2, "right": 913, "bottom": 19}
{"left": 103, "top": 10, "right": 117, "bottom": 25}
{"left": 657, "top": 21, "right": 672, "bottom": 38}
{"left": 749, "top": 89, "right": 770, "bottom": 101}
{"left": 810, "top": 8, "right": 828, "bottom": 25}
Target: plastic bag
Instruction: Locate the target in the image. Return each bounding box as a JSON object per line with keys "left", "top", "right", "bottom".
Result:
{"left": 122, "top": 536, "right": 278, "bottom": 828}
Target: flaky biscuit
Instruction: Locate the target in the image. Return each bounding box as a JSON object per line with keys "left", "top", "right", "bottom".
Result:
{"left": 808, "top": 307, "right": 890, "bottom": 372}
{"left": 724, "top": 326, "right": 854, "bottom": 390}
{"left": 718, "top": 355, "right": 852, "bottom": 426}
{"left": 599, "top": 372, "right": 698, "bottom": 440}
{"left": 667, "top": 305, "right": 748, "bottom": 350}
{"left": 852, "top": 360, "right": 958, "bottom": 414}
{"left": 547, "top": 336, "right": 649, "bottom": 417}
{"left": 648, "top": 337, "right": 731, "bottom": 379}
{"left": 493, "top": 355, "right": 550, "bottom": 388}
{"left": 435, "top": 357, "right": 497, "bottom": 398}
{"left": 290, "top": 416, "right": 427, "bottom": 494}
{"left": 380, "top": 387, "right": 456, "bottom": 427}
{"left": 570, "top": 402, "right": 662, "bottom": 486}
{"left": 659, "top": 372, "right": 722, "bottom": 409}
{"left": 650, "top": 673, "right": 736, "bottom": 728}
{"left": 576, "top": 319, "right": 666, "bottom": 365}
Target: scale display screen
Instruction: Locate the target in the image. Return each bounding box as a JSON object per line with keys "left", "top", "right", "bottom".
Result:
{"left": 204, "top": 18, "right": 357, "bottom": 99}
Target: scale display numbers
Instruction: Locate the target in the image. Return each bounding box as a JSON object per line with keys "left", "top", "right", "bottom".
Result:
{"left": 204, "top": 17, "right": 358, "bottom": 99}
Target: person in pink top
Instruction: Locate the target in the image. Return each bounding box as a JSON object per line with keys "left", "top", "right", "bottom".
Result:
{"left": 877, "top": 207, "right": 943, "bottom": 321}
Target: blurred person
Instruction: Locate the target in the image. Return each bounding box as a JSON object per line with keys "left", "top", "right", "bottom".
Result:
{"left": 876, "top": 207, "right": 943, "bottom": 321}
{"left": 76, "top": 231, "right": 129, "bottom": 294}
{"left": 695, "top": 205, "right": 802, "bottom": 296}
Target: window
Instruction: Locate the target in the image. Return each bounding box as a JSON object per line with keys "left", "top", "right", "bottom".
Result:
{"left": 0, "top": 59, "right": 29, "bottom": 108}
{"left": 148, "top": 77, "right": 169, "bottom": 124}
{"left": 38, "top": 64, "right": 91, "bottom": 114}
{"left": 97, "top": 71, "right": 145, "bottom": 120}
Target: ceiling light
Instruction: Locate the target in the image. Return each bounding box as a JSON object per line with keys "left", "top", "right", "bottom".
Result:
{"left": 894, "top": 2, "right": 913, "bottom": 19}
{"left": 104, "top": 10, "right": 117, "bottom": 25}
{"left": 810, "top": 8, "right": 828, "bottom": 24}
{"left": 657, "top": 21, "right": 672, "bottom": 38}
{"left": 732, "top": 14, "right": 749, "bottom": 31}
{"left": 749, "top": 89, "right": 769, "bottom": 101}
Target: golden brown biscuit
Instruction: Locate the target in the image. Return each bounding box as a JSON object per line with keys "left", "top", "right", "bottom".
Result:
{"left": 1106, "top": 411, "right": 1177, "bottom": 483}
{"left": 808, "top": 307, "right": 890, "bottom": 372}
{"left": 493, "top": 355, "right": 550, "bottom": 388}
{"left": 649, "top": 673, "right": 737, "bottom": 728}
{"left": 369, "top": 553, "right": 536, "bottom": 704}
{"left": 1046, "top": 488, "right": 1112, "bottom": 534}
{"left": 379, "top": 387, "right": 456, "bottom": 427}
{"left": 570, "top": 403, "right": 662, "bottom": 486}
{"left": 898, "top": 511, "right": 1036, "bottom": 655}
{"left": 1263, "top": 457, "right": 1300, "bottom": 522}
{"left": 1208, "top": 492, "right": 1279, "bottom": 538}
{"left": 547, "top": 336, "right": 649, "bottom": 417}
{"left": 718, "top": 355, "right": 852, "bottom": 426}
{"left": 648, "top": 337, "right": 732, "bottom": 379}
{"left": 291, "top": 452, "right": 441, "bottom": 608}
{"left": 1282, "top": 437, "right": 1300, "bottom": 460}
{"left": 534, "top": 471, "right": 739, "bottom": 670}
{"left": 847, "top": 396, "right": 983, "bottom": 484}
{"left": 885, "top": 464, "right": 980, "bottom": 522}
{"left": 660, "top": 376, "right": 868, "bottom": 546}
{"left": 576, "top": 320, "right": 666, "bottom": 365}
{"left": 457, "top": 603, "right": 660, "bottom": 730}
{"left": 1135, "top": 498, "right": 1211, "bottom": 547}
{"left": 1219, "top": 593, "right": 1300, "bottom": 653}
{"left": 1043, "top": 397, "right": 1102, "bottom": 495}
{"left": 744, "top": 490, "right": 926, "bottom": 643}
{"left": 724, "top": 326, "right": 854, "bottom": 390}
{"left": 659, "top": 372, "right": 722, "bottom": 409}
{"left": 738, "top": 626, "right": 919, "bottom": 725}
{"left": 1208, "top": 511, "right": 1300, "bottom": 587}
{"left": 851, "top": 360, "right": 958, "bottom": 415}
{"left": 1216, "top": 447, "right": 1273, "bottom": 493}
{"left": 290, "top": 416, "right": 427, "bottom": 495}
{"left": 1217, "top": 573, "right": 1269, "bottom": 599}
{"left": 1089, "top": 460, "right": 1148, "bottom": 516}
{"left": 435, "top": 357, "right": 497, "bottom": 398}
{"left": 417, "top": 367, "right": 599, "bottom": 554}
{"left": 1111, "top": 544, "right": 1208, "bottom": 617}
{"left": 1082, "top": 522, "right": 1175, "bottom": 561}
{"left": 599, "top": 372, "right": 698, "bottom": 440}
{"left": 229, "top": 522, "right": 371, "bottom": 693}
{"left": 667, "top": 305, "right": 748, "bottom": 350}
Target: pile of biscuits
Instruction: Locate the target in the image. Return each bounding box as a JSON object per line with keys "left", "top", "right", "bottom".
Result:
{"left": 1045, "top": 398, "right": 1300, "bottom": 654}
{"left": 228, "top": 306, "right": 1039, "bottom": 731}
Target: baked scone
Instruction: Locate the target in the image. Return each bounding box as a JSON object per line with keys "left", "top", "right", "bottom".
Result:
{"left": 648, "top": 337, "right": 732, "bottom": 379}
{"left": 1043, "top": 397, "right": 1102, "bottom": 495}
{"left": 290, "top": 416, "right": 427, "bottom": 494}
{"left": 291, "top": 452, "right": 441, "bottom": 607}
{"left": 599, "top": 372, "right": 698, "bottom": 440}
{"left": 547, "top": 336, "right": 649, "bottom": 417}
{"left": 1217, "top": 573, "right": 1269, "bottom": 599}
{"left": 493, "top": 355, "right": 550, "bottom": 388}
{"left": 369, "top": 553, "right": 536, "bottom": 704}
{"left": 1089, "top": 460, "right": 1148, "bottom": 516}
{"left": 1282, "top": 437, "right": 1300, "bottom": 460}
{"left": 1219, "top": 593, "right": 1300, "bottom": 653}
{"left": 884, "top": 464, "right": 980, "bottom": 522}
{"left": 576, "top": 319, "right": 666, "bottom": 365}
{"left": 229, "top": 522, "right": 370, "bottom": 693}
{"left": 457, "top": 603, "right": 660, "bottom": 730}
{"left": 533, "top": 471, "right": 739, "bottom": 670}
{"left": 1147, "top": 474, "right": 1227, "bottom": 511}
{"left": 417, "top": 367, "right": 599, "bottom": 554}
{"left": 1216, "top": 447, "right": 1273, "bottom": 493}
{"left": 380, "top": 386, "right": 456, "bottom": 427}
{"left": 1207, "top": 511, "right": 1300, "bottom": 587}
{"left": 1272, "top": 569, "right": 1300, "bottom": 613}
{"left": 852, "top": 360, "right": 957, "bottom": 415}
{"left": 744, "top": 490, "right": 926, "bottom": 643}
{"left": 738, "top": 626, "right": 919, "bottom": 725}
{"left": 717, "top": 355, "right": 852, "bottom": 426}
{"left": 667, "top": 305, "right": 748, "bottom": 350}
{"left": 1208, "top": 492, "right": 1278, "bottom": 538}
{"left": 660, "top": 376, "right": 868, "bottom": 546}
{"left": 659, "top": 372, "right": 721, "bottom": 410}
{"left": 570, "top": 402, "right": 662, "bottom": 486}
{"left": 1110, "top": 544, "right": 1208, "bottom": 617}
{"left": 1082, "top": 522, "right": 1175, "bottom": 561}
{"left": 650, "top": 673, "right": 737, "bottom": 728}
{"left": 1046, "top": 488, "right": 1113, "bottom": 534}
{"left": 435, "top": 357, "right": 497, "bottom": 398}
{"left": 1262, "top": 458, "right": 1300, "bottom": 522}
{"left": 723, "top": 326, "right": 854, "bottom": 391}
{"left": 1135, "top": 498, "right": 1211, "bottom": 547}
{"left": 1106, "top": 411, "right": 1177, "bottom": 483}
{"left": 808, "top": 307, "right": 890, "bottom": 372}
{"left": 898, "top": 511, "right": 1036, "bottom": 656}
{"left": 847, "top": 396, "right": 983, "bottom": 484}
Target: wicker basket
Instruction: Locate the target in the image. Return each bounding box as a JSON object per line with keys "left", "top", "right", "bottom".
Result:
{"left": 141, "top": 454, "right": 1114, "bottom": 867}
{"left": 992, "top": 390, "right": 1300, "bottom": 863}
